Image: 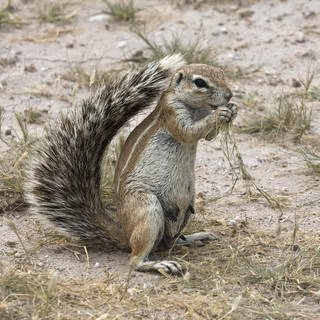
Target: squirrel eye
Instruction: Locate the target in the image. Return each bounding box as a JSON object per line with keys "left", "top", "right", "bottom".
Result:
{"left": 194, "top": 78, "right": 208, "bottom": 88}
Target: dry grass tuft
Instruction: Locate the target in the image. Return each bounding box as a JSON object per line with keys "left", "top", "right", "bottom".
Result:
{"left": 62, "top": 64, "right": 120, "bottom": 89}
{"left": 309, "top": 85, "right": 320, "bottom": 101}
{"left": 219, "top": 124, "right": 286, "bottom": 235}
{"left": 239, "top": 72, "right": 314, "bottom": 141}
{"left": 103, "top": 0, "right": 139, "bottom": 23}
{"left": 133, "top": 31, "right": 254, "bottom": 79}
{"left": 1, "top": 230, "right": 319, "bottom": 319}
{"left": 134, "top": 30, "right": 217, "bottom": 65}
{"left": 300, "top": 147, "right": 320, "bottom": 174}
{"left": 0, "top": 111, "right": 35, "bottom": 213}
{"left": 38, "top": 2, "right": 75, "bottom": 25}
{"left": 0, "top": 0, "right": 21, "bottom": 28}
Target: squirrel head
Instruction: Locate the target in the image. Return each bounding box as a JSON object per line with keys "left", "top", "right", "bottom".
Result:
{"left": 167, "top": 64, "right": 233, "bottom": 110}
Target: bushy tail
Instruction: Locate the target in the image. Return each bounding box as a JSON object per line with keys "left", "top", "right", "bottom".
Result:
{"left": 24, "top": 55, "right": 185, "bottom": 246}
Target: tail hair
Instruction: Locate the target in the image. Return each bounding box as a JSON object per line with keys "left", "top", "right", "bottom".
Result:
{"left": 24, "top": 54, "right": 185, "bottom": 245}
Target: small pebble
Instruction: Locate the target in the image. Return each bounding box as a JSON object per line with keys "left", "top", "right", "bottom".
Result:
{"left": 5, "top": 128, "right": 12, "bottom": 136}
{"left": 292, "top": 78, "right": 301, "bottom": 88}
{"left": 14, "top": 252, "right": 23, "bottom": 258}
{"left": 303, "top": 11, "right": 316, "bottom": 19}
{"left": 127, "top": 288, "right": 135, "bottom": 295}
{"left": 117, "top": 41, "right": 127, "bottom": 48}
{"left": 94, "top": 262, "right": 100, "bottom": 268}
{"left": 294, "top": 31, "right": 306, "bottom": 43}
{"left": 5, "top": 241, "right": 17, "bottom": 248}
{"left": 219, "top": 26, "right": 228, "bottom": 34}
{"left": 24, "top": 64, "right": 37, "bottom": 73}
{"left": 56, "top": 266, "right": 65, "bottom": 271}
{"left": 226, "top": 52, "right": 235, "bottom": 60}
{"left": 89, "top": 14, "right": 109, "bottom": 22}
{"left": 237, "top": 8, "right": 255, "bottom": 19}
{"left": 291, "top": 244, "right": 300, "bottom": 252}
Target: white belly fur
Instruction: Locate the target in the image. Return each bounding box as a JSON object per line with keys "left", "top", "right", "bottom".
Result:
{"left": 127, "top": 129, "right": 197, "bottom": 238}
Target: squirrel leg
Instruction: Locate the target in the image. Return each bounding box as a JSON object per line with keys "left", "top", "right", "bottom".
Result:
{"left": 124, "top": 192, "right": 184, "bottom": 275}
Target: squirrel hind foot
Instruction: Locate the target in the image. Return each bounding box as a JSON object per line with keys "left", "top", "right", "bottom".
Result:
{"left": 134, "top": 259, "right": 184, "bottom": 275}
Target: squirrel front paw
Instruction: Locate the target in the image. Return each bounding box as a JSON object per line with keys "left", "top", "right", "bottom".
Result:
{"left": 217, "top": 103, "right": 237, "bottom": 124}
{"left": 205, "top": 103, "right": 238, "bottom": 141}
{"left": 226, "top": 102, "right": 238, "bottom": 121}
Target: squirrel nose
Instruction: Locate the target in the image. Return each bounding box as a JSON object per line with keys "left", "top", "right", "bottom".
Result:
{"left": 225, "top": 90, "right": 233, "bottom": 102}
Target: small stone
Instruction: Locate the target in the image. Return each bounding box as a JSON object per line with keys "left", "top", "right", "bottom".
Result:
{"left": 127, "top": 288, "right": 135, "bottom": 295}
{"left": 292, "top": 78, "right": 302, "bottom": 88}
{"left": 94, "top": 262, "right": 100, "bottom": 268}
{"left": 295, "top": 31, "right": 306, "bottom": 43}
{"left": 301, "top": 49, "right": 316, "bottom": 59}
{"left": 0, "top": 80, "right": 7, "bottom": 89}
{"left": 89, "top": 14, "right": 109, "bottom": 22}
{"left": 219, "top": 26, "right": 228, "bottom": 34}
{"left": 291, "top": 244, "right": 300, "bottom": 252}
{"left": 237, "top": 8, "right": 255, "bottom": 19}
{"left": 66, "top": 43, "right": 74, "bottom": 49}
{"left": 24, "top": 64, "right": 37, "bottom": 73}
{"left": 117, "top": 41, "right": 127, "bottom": 48}
{"left": 226, "top": 52, "right": 235, "bottom": 60}
{"left": 5, "top": 241, "right": 17, "bottom": 248}
{"left": 264, "top": 68, "right": 275, "bottom": 76}
{"left": 14, "top": 252, "right": 23, "bottom": 258}
{"left": 303, "top": 11, "right": 316, "bottom": 19}
{"left": 56, "top": 266, "right": 65, "bottom": 271}
{"left": 5, "top": 128, "right": 12, "bottom": 136}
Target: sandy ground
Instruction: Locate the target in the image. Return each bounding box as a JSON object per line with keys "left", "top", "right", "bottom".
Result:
{"left": 0, "top": 0, "right": 320, "bottom": 318}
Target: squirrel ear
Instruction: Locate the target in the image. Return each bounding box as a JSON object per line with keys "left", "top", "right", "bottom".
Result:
{"left": 174, "top": 72, "right": 184, "bottom": 86}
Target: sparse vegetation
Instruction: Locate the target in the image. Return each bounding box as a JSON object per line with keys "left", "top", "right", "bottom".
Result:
{"left": 0, "top": 0, "right": 21, "bottom": 28}
{"left": 38, "top": 3, "right": 75, "bottom": 25}
{"left": 0, "top": 230, "right": 319, "bottom": 319}
{"left": 134, "top": 31, "right": 217, "bottom": 65}
{"left": 309, "top": 85, "right": 320, "bottom": 101}
{"left": 24, "top": 108, "right": 43, "bottom": 125}
{"left": 0, "top": 112, "right": 35, "bottom": 213}
{"left": 1, "top": 1, "right": 320, "bottom": 319}
{"left": 133, "top": 31, "right": 254, "bottom": 79}
{"left": 239, "top": 70, "right": 316, "bottom": 140}
{"left": 239, "top": 93, "right": 312, "bottom": 140}
{"left": 103, "top": 0, "right": 139, "bottom": 23}
{"left": 300, "top": 147, "right": 320, "bottom": 174}
{"left": 62, "top": 64, "right": 121, "bottom": 88}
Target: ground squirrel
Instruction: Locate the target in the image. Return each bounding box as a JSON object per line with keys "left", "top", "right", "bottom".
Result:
{"left": 24, "top": 55, "right": 237, "bottom": 275}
